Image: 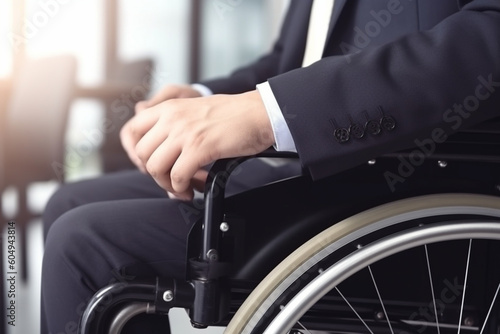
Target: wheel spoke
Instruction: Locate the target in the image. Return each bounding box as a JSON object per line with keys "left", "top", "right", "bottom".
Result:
{"left": 424, "top": 244, "right": 441, "bottom": 334}
{"left": 368, "top": 265, "right": 394, "bottom": 334}
{"left": 479, "top": 281, "right": 500, "bottom": 334}
{"left": 457, "top": 239, "right": 472, "bottom": 334}
{"left": 295, "top": 320, "right": 313, "bottom": 334}
{"left": 335, "top": 287, "right": 374, "bottom": 334}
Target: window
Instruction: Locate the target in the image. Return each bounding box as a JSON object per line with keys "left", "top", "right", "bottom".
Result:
{"left": 118, "top": 1, "right": 191, "bottom": 93}
{"left": 200, "top": 0, "right": 289, "bottom": 81}
{"left": 24, "top": 0, "right": 105, "bottom": 86}
{"left": 0, "top": 0, "right": 13, "bottom": 78}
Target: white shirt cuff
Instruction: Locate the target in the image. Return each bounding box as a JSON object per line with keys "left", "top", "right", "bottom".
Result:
{"left": 191, "top": 83, "right": 213, "bottom": 97}
{"left": 256, "top": 82, "right": 297, "bottom": 152}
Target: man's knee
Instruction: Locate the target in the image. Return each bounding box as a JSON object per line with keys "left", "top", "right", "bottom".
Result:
{"left": 45, "top": 205, "right": 93, "bottom": 256}
{"left": 43, "top": 204, "right": 108, "bottom": 286}
{"left": 42, "top": 183, "right": 83, "bottom": 238}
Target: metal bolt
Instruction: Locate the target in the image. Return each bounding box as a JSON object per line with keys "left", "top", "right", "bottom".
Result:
{"left": 368, "top": 159, "right": 377, "bottom": 165}
{"left": 375, "top": 311, "right": 385, "bottom": 320}
{"left": 463, "top": 316, "right": 474, "bottom": 327}
{"left": 163, "top": 290, "right": 174, "bottom": 302}
{"left": 438, "top": 160, "right": 448, "bottom": 168}
{"left": 220, "top": 222, "right": 230, "bottom": 232}
{"left": 207, "top": 249, "right": 219, "bottom": 262}
{"left": 357, "top": 244, "right": 363, "bottom": 249}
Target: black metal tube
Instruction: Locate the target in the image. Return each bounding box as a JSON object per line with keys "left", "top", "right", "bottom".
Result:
{"left": 78, "top": 277, "right": 195, "bottom": 334}
{"left": 202, "top": 151, "right": 298, "bottom": 260}
{"left": 191, "top": 151, "right": 299, "bottom": 326}
{"left": 78, "top": 280, "right": 157, "bottom": 334}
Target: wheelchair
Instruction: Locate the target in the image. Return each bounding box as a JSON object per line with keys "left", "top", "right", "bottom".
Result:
{"left": 78, "top": 118, "right": 500, "bottom": 334}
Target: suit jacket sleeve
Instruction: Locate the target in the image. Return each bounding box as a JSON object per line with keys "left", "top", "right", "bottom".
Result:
{"left": 268, "top": 0, "right": 500, "bottom": 180}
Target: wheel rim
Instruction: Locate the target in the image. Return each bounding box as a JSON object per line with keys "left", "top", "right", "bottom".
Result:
{"left": 264, "top": 222, "right": 500, "bottom": 334}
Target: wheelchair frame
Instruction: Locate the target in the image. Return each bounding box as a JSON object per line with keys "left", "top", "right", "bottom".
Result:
{"left": 78, "top": 122, "right": 500, "bottom": 334}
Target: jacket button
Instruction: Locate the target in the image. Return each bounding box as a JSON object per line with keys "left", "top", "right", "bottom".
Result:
{"left": 381, "top": 116, "right": 396, "bottom": 131}
{"left": 350, "top": 123, "right": 365, "bottom": 139}
{"left": 334, "top": 128, "right": 350, "bottom": 143}
{"left": 366, "top": 120, "right": 381, "bottom": 135}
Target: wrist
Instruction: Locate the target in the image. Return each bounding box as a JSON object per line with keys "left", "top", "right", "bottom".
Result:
{"left": 244, "top": 90, "right": 276, "bottom": 148}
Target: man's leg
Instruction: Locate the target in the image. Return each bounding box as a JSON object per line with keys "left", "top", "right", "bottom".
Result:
{"left": 41, "top": 197, "right": 198, "bottom": 334}
{"left": 42, "top": 169, "right": 167, "bottom": 238}
{"left": 42, "top": 159, "right": 302, "bottom": 236}
{"left": 41, "top": 159, "right": 302, "bottom": 333}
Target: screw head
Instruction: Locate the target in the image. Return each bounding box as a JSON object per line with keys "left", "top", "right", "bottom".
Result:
{"left": 368, "top": 159, "right": 376, "bottom": 165}
{"left": 220, "top": 222, "right": 229, "bottom": 232}
{"left": 464, "top": 316, "right": 474, "bottom": 327}
{"left": 438, "top": 160, "right": 448, "bottom": 168}
{"left": 207, "top": 249, "right": 219, "bottom": 262}
{"left": 163, "top": 290, "right": 174, "bottom": 302}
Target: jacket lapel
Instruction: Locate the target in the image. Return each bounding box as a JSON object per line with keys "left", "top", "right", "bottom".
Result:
{"left": 324, "top": 0, "right": 348, "bottom": 51}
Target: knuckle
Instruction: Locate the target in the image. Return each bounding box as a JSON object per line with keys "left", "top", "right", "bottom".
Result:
{"left": 170, "top": 169, "right": 186, "bottom": 187}
{"left": 135, "top": 150, "right": 146, "bottom": 163}
{"left": 125, "top": 123, "right": 138, "bottom": 138}
{"left": 146, "top": 161, "right": 158, "bottom": 178}
{"left": 119, "top": 122, "right": 129, "bottom": 138}
{"left": 134, "top": 143, "right": 146, "bottom": 159}
{"left": 135, "top": 101, "right": 146, "bottom": 113}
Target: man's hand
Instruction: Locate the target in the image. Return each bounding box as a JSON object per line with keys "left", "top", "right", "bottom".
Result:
{"left": 122, "top": 84, "right": 203, "bottom": 171}
{"left": 121, "top": 90, "right": 275, "bottom": 200}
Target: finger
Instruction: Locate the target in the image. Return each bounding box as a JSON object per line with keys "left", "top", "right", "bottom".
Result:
{"left": 135, "top": 100, "right": 149, "bottom": 114}
{"left": 166, "top": 169, "right": 206, "bottom": 200}
{"left": 145, "top": 137, "right": 182, "bottom": 192}
{"left": 166, "top": 191, "right": 181, "bottom": 200}
{"left": 169, "top": 149, "right": 206, "bottom": 196}
{"left": 171, "top": 188, "right": 195, "bottom": 202}
{"left": 135, "top": 118, "right": 170, "bottom": 167}
{"left": 128, "top": 108, "right": 161, "bottom": 144}
{"left": 121, "top": 109, "right": 161, "bottom": 170}
{"left": 145, "top": 87, "right": 181, "bottom": 108}
{"left": 120, "top": 122, "right": 147, "bottom": 171}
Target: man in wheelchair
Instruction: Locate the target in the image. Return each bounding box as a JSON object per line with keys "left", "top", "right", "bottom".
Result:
{"left": 41, "top": 0, "right": 500, "bottom": 333}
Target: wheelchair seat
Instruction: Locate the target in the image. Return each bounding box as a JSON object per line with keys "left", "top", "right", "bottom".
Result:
{"left": 79, "top": 118, "right": 500, "bottom": 334}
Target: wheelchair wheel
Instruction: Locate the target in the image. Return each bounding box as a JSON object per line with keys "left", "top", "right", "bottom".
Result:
{"left": 225, "top": 193, "right": 500, "bottom": 334}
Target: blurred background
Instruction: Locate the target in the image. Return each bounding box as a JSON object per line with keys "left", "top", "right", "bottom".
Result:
{"left": 0, "top": 1, "right": 289, "bottom": 333}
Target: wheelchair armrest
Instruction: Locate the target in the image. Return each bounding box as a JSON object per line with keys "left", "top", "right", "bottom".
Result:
{"left": 181, "top": 149, "right": 300, "bottom": 326}
{"left": 201, "top": 149, "right": 299, "bottom": 261}
{"left": 204, "top": 149, "right": 298, "bottom": 195}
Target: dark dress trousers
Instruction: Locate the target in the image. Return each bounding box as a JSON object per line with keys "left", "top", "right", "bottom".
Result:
{"left": 41, "top": 1, "right": 500, "bottom": 333}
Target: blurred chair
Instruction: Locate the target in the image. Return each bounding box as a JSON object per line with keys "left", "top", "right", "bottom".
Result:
{"left": 0, "top": 55, "right": 77, "bottom": 280}
{"left": 100, "top": 58, "right": 155, "bottom": 172}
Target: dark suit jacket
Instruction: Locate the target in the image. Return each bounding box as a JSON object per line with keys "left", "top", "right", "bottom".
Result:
{"left": 201, "top": 0, "right": 500, "bottom": 180}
